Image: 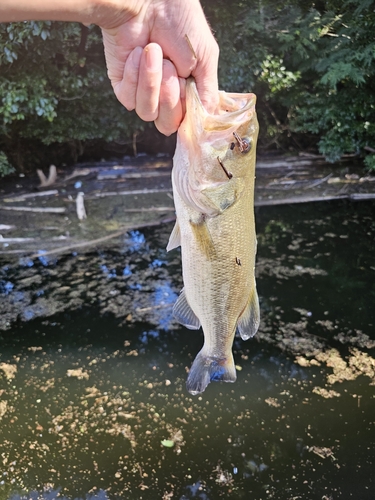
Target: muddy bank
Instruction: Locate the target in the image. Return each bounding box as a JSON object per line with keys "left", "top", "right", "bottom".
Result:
{"left": 1, "top": 154, "right": 375, "bottom": 256}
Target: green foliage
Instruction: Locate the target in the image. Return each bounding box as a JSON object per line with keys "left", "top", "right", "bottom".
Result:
{"left": 259, "top": 56, "right": 300, "bottom": 94}
{"left": 203, "top": 0, "right": 375, "bottom": 161}
{"left": 364, "top": 154, "right": 375, "bottom": 171}
{"left": 0, "top": 2, "right": 374, "bottom": 171}
{"left": 285, "top": 0, "right": 375, "bottom": 161}
{"left": 0, "top": 21, "right": 144, "bottom": 171}
{"left": 0, "top": 151, "right": 15, "bottom": 177}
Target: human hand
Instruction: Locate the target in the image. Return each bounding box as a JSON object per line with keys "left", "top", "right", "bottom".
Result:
{"left": 99, "top": 0, "right": 219, "bottom": 135}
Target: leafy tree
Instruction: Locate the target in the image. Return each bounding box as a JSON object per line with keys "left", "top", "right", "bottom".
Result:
{"left": 1, "top": 1, "right": 374, "bottom": 175}
{"left": 277, "top": 0, "right": 375, "bottom": 164}
{"left": 203, "top": 0, "right": 375, "bottom": 166}
{"left": 0, "top": 21, "right": 144, "bottom": 173}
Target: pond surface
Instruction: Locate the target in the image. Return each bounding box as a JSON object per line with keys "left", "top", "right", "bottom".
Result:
{"left": 0, "top": 200, "right": 374, "bottom": 499}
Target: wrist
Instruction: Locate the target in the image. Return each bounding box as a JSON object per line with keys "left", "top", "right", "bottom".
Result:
{"left": 88, "top": 0, "right": 145, "bottom": 28}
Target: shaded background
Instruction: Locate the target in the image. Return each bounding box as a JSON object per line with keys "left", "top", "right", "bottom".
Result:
{"left": 0, "top": 0, "right": 374, "bottom": 174}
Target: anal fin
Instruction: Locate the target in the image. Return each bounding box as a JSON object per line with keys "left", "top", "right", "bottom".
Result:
{"left": 237, "top": 281, "right": 260, "bottom": 340}
{"left": 173, "top": 289, "right": 201, "bottom": 330}
{"left": 186, "top": 350, "right": 237, "bottom": 395}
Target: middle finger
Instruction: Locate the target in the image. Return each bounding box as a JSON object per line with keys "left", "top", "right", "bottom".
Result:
{"left": 154, "top": 59, "right": 183, "bottom": 136}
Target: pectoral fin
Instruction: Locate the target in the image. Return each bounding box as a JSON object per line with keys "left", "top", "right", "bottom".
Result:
{"left": 173, "top": 289, "right": 201, "bottom": 330}
{"left": 237, "top": 281, "right": 260, "bottom": 340}
{"left": 166, "top": 220, "right": 181, "bottom": 251}
{"left": 190, "top": 218, "right": 215, "bottom": 259}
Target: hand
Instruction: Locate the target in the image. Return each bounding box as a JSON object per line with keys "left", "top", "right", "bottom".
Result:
{"left": 0, "top": 0, "right": 219, "bottom": 136}
{"left": 100, "top": 0, "right": 219, "bottom": 135}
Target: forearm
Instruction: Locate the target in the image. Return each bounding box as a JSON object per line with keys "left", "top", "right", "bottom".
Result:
{"left": 0, "top": 0, "right": 140, "bottom": 26}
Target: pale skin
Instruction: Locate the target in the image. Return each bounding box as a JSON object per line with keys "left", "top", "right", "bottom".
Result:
{"left": 0, "top": 0, "right": 219, "bottom": 135}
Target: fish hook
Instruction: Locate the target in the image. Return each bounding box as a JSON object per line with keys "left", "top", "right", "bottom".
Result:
{"left": 233, "top": 132, "right": 251, "bottom": 153}
{"left": 217, "top": 157, "right": 233, "bottom": 179}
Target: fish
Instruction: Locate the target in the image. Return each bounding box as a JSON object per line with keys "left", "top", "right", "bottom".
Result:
{"left": 167, "top": 78, "right": 260, "bottom": 395}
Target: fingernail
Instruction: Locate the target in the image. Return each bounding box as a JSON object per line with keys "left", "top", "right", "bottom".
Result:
{"left": 145, "top": 44, "right": 161, "bottom": 72}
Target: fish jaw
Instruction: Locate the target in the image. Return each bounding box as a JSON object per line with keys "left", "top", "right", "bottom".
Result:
{"left": 173, "top": 78, "right": 258, "bottom": 216}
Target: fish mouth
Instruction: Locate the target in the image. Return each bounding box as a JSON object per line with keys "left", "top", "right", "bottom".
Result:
{"left": 186, "top": 77, "right": 256, "bottom": 133}
{"left": 173, "top": 78, "right": 259, "bottom": 216}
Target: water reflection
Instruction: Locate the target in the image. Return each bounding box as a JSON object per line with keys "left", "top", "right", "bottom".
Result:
{"left": 0, "top": 280, "right": 13, "bottom": 294}
{"left": 100, "top": 264, "right": 117, "bottom": 278}
{"left": 9, "top": 489, "right": 111, "bottom": 500}
{"left": 180, "top": 481, "right": 209, "bottom": 499}
{"left": 122, "top": 265, "right": 132, "bottom": 276}
{"left": 18, "top": 258, "right": 34, "bottom": 268}
{"left": 0, "top": 200, "right": 374, "bottom": 499}
{"left": 150, "top": 258, "right": 166, "bottom": 268}
{"left": 124, "top": 230, "right": 147, "bottom": 253}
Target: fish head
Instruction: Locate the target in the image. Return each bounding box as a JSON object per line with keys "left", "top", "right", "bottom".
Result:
{"left": 173, "top": 78, "right": 258, "bottom": 215}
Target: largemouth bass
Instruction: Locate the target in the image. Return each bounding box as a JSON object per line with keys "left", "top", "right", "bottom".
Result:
{"left": 167, "top": 78, "right": 260, "bottom": 395}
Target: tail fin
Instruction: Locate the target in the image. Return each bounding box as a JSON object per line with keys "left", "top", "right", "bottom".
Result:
{"left": 186, "top": 350, "right": 237, "bottom": 395}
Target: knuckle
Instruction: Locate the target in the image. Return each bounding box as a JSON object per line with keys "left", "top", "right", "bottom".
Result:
{"left": 137, "top": 108, "right": 157, "bottom": 122}
{"left": 155, "top": 121, "right": 174, "bottom": 136}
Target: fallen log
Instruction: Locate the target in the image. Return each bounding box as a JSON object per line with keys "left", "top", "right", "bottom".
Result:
{"left": 255, "top": 194, "right": 349, "bottom": 206}
{"left": 255, "top": 192, "right": 375, "bottom": 206}
{"left": 97, "top": 171, "right": 171, "bottom": 180}
{"left": 350, "top": 193, "right": 375, "bottom": 201}
{"left": 0, "top": 249, "right": 29, "bottom": 254}
{"left": 3, "top": 190, "right": 58, "bottom": 203}
{"left": 0, "top": 224, "right": 15, "bottom": 231}
{"left": 0, "top": 206, "right": 66, "bottom": 213}
{"left": 29, "top": 216, "right": 176, "bottom": 259}
{"left": 303, "top": 173, "right": 333, "bottom": 190}
{"left": 94, "top": 188, "right": 172, "bottom": 198}
{"left": 37, "top": 165, "right": 57, "bottom": 187}
{"left": 122, "top": 207, "right": 175, "bottom": 212}
{"left": 64, "top": 168, "right": 91, "bottom": 181}
{"left": 76, "top": 192, "right": 87, "bottom": 220}
{"left": 0, "top": 237, "right": 36, "bottom": 243}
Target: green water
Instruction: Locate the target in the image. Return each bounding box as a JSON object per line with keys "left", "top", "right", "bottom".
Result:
{"left": 0, "top": 200, "right": 374, "bottom": 499}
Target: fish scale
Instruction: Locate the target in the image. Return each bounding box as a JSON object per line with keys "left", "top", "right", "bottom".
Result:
{"left": 167, "top": 78, "right": 260, "bottom": 395}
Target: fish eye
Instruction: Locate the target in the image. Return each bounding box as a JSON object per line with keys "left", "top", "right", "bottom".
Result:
{"left": 240, "top": 138, "right": 252, "bottom": 154}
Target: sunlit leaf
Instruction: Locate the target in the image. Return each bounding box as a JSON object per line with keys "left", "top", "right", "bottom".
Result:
{"left": 161, "top": 440, "right": 175, "bottom": 448}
